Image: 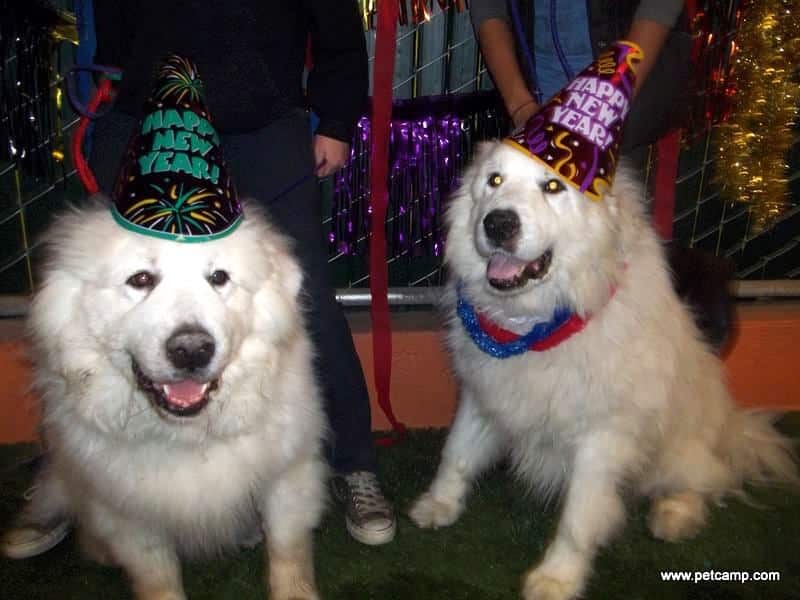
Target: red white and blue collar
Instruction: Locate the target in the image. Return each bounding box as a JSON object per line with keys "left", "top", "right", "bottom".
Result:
{"left": 456, "top": 284, "right": 589, "bottom": 359}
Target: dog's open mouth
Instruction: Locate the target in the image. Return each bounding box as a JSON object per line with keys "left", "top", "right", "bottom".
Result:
{"left": 132, "top": 361, "right": 218, "bottom": 417}
{"left": 487, "top": 249, "right": 553, "bottom": 290}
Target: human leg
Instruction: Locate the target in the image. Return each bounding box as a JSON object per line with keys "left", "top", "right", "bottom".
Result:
{"left": 0, "top": 457, "right": 70, "bottom": 559}
{"left": 224, "top": 110, "right": 395, "bottom": 544}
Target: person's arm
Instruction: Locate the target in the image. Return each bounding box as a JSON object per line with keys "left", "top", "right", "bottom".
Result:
{"left": 470, "top": 0, "right": 537, "bottom": 128}
{"left": 626, "top": 0, "right": 685, "bottom": 96}
{"left": 305, "top": 0, "right": 368, "bottom": 176}
{"left": 475, "top": 18, "right": 538, "bottom": 128}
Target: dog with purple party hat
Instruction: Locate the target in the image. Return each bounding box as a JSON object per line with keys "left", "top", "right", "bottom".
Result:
{"left": 410, "top": 41, "right": 796, "bottom": 600}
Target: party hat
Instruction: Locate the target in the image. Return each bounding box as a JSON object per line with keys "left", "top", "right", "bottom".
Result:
{"left": 506, "top": 40, "right": 643, "bottom": 201}
{"left": 112, "top": 54, "right": 242, "bottom": 241}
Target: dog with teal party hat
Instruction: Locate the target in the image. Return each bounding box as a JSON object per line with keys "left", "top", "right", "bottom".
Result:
{"left": 1, "top": 55, "right": 326, "bottom": 600}
{"left": 410, "top": 41, "right": 796, "bottom": 600}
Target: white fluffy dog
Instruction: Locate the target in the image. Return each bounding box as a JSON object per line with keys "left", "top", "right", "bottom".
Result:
{"left": 410, "top": 141, "right": 796, "bottom": 600}
{"left": 12, "top": 200, "right": 326, "bottom": 600}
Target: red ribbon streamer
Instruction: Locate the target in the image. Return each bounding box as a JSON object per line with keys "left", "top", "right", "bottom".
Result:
{"left": 653, "top": 129, "right": 681, "bottom": 240}
{"left": 72, "top": 78, "right": 114, "bottom": 195}
{"left": 652, "top": 0, "right": 695, "bottom": 240}
{"left": 370, "top": 0, "right": 407, "bottom": 446}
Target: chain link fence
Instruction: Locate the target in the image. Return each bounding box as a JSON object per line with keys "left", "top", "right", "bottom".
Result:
{"left": 674, "top": 119, "right": 800, "bottom": 280}
{"left": 1, "top": 0, "right": 82, "bottom": 294}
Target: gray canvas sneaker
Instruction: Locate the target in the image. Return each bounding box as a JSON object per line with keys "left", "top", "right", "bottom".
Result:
{"left": 331, "top": 471, "right": 396, "bottom": 546}
{"left": 0, "top": 485, "right": 71, "bottom": 559}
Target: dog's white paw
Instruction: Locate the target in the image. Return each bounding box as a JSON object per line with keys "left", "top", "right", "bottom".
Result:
{"left": 267, "top": 551, "right": 319, "bottom": 600}
{"left": 649, "top": 492, "right": 707, "bottom": 543}
{"left": 269, "top": 574, "right": 319, "bottom": 600}
{"left": 270, "top": 585, "right": 319, "bottom": 600}
{"left": 133, "top": 587, "right": 186, "bottom": 600}
{"left": 408, "top": 491, "right": 463, "bottom": 529}
{"left": 522, "top": 567, "right": 581, "bottom": 600}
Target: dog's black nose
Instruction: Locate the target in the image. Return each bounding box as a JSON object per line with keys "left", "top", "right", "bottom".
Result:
{"left": 483, "top": 209, "right": 521, "bottom": 247}
{"left": 165, "top": 326, "right": 215, "bottom": 371}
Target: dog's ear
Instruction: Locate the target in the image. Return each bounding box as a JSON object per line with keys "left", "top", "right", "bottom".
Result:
{"left": 250, "top": 232, "right": 304, "bottom": 342}
{"left": 29, "top": 271, "right": 86, "bottom": 373}
{"left": 28, "top": 211, "right": 104, "bottom": 381}
{"left": 471, "top": 141, "right": 497, "bottom": 163}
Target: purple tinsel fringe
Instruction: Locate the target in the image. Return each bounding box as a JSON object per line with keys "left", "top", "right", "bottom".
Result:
{"left": 331, "top": 93, "right": 507, "bottom": 263}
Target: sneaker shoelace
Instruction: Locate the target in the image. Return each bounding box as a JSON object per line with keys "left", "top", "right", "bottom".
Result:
{"left": 22, "top": 485, "right": 39, "bottom": 501}
{"left": 343, "top": 471, "right": 392, "bottom": 518}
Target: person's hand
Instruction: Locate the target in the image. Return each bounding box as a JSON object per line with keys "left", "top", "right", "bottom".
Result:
{"left": 476, "top": 19, "right": 539, "bottom": 131}
{"left": 510, "top": 98, "right": 539, "bottom": 130}
{"left": 313, "top": 134, "right": 350, "bottom": 178}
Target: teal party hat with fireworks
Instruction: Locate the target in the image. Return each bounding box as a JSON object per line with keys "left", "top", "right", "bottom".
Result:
{"left": 112, "top": 54, "right": 242, "bottom": 241}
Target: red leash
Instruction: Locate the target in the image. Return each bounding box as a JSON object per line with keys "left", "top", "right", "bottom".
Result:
{"left": 72, "top": 78, "right": 115, "bottom": 194}
{"left": 652, "top": 129, "right": 681, "bottom": 240}
{"left": 369, "top": 0, "right": 406, "bottom": 446}
{"left": 652, "top": 1, "right": 697, "bottom": 241}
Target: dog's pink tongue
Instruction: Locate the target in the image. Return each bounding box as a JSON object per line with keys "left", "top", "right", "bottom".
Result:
{"left": 487, "top": 254, "right": 528, "bottom": 280}
{"left": 164, "top": 381, "right": 207, "bottom": 408}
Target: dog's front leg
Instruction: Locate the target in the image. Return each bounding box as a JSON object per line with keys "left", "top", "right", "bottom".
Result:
{"left": 522, "top": 431, "right": 635, "bottom": 600}
{"left": 262, "top": 457, "right": 326, "bottom": 600}
{"left": 125, "top": 543, "right": 184, "bottom": 600}
{"left": 82, "top": 506, "right": 184, "bottom": 600}
{"left": 410, "top": 389, "right": 505, "bottom": 528}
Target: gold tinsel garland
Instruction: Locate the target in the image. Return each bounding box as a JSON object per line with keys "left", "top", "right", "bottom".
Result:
{"left": 713, "top": 0, "right": 800, "bottom": 231}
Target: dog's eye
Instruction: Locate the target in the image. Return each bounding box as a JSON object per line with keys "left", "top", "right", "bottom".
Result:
{"left": 542, "top": 179, "right": 566, "bottom": 194}
{"left": 487, "top": 172, "right": 503, "bottom": 188}
{"left": 126, "top": 271, "right": 157, "bottom": 290}
{"left": 208, "top": 270, "right": 230, "bottom": 287}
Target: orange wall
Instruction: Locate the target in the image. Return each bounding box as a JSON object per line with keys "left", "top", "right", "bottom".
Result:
{"left": 0, "top": 340, "right": 40, "bottom": 444}
{"left": 718, "top": 303, "right": 799, "bottom": 412}
{"left": 1, "top": 302, "right": 798, "bottom": 444}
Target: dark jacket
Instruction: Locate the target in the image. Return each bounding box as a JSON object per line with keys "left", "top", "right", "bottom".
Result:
{"left": 93, "top": 0, "right": 368, "bottom": 140}
{"left": 471, "top": 0, "right": 691, "bottom": 151}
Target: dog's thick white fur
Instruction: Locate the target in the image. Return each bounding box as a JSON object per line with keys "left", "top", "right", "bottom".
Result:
{"left": 19, "top": 200, "right": 326, "bottom": 600}
{"left": 410, "top": 142, "right": 796, "bottom": 600}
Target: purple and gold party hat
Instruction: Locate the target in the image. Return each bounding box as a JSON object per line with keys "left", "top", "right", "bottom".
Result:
{"left": 112, "top": 54, "right": 242, "bottom": 241}
{"left": 506, "top": 40, "right": 643, "bottom": 201}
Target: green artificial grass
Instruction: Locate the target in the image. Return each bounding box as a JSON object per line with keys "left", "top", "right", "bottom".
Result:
{"left": 1, "top": 415, "right": 799, "bottom": 599}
